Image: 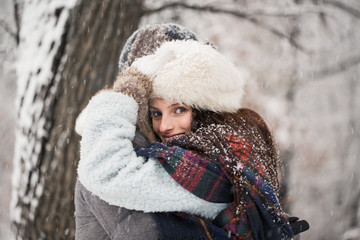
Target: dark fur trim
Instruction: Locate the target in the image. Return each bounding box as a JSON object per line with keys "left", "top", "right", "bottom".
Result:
{"left": 113, "top": 69, "right": 157, "bottom": 142}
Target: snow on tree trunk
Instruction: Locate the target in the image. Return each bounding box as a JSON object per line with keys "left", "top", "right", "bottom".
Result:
{"left": 11, "top": 0, "right": 143, "bottom": 239}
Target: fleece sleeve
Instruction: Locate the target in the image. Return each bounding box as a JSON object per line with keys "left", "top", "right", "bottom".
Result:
{"left": 77, "top": 91, "right": 228, "bottom": 219}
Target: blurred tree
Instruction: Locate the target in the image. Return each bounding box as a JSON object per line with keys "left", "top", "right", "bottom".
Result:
{"left": 11, "top": 0, "right": 143, "bottom": 239}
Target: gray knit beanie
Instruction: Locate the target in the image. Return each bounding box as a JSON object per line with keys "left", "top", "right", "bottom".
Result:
{"left": 118, "top": 23, "right": 198, "bottom": 74}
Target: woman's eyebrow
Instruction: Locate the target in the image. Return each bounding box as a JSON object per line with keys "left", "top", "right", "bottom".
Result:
{"left": 169, "top": 103, "right": 180, "bottom": 108}
{"left": 150, "top": 103, "right": 181, "bottom": 110}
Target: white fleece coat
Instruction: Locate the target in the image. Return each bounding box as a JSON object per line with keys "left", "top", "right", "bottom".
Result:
{"left": 77, "top": 91, "right": 228, "bottom": 219}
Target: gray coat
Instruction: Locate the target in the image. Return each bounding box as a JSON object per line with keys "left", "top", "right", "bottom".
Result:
{"left": 75, "top": 180, "right": 159, "bottom": 240}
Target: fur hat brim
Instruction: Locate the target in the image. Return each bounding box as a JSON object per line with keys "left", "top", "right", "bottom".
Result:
{"left": 132, "top": 40, "right": 248, "bottom": 113}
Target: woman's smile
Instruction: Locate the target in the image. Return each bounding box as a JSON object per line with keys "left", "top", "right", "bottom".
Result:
{"left": 150, "top": 98, "right": 193, "bottom": 143}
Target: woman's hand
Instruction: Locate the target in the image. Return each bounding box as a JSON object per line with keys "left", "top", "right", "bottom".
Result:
{"left": 112, "top": 68, "right": 156, "bottom": 142}
{"left": 288, "top": 216, "right": 310, "bottom": 235}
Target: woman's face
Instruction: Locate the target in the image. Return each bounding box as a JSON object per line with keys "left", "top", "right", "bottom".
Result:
{"left": 150, "top": 98, "right": 193, "bottom": 143}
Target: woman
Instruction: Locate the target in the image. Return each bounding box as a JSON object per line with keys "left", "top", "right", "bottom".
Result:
{"left": 77, "top": 40, "right": 305, "bottom": 239}
{"left": 129, "top": 40, "right": 293, "bottom": 239}
{"left": 74, "top": 23, "right": 226, "bottom": 240}
{"left": 77, "top": 40, "right": 237, "bottom": 221}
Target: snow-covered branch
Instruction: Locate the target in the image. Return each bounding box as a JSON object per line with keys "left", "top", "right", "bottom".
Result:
{"left": 311, "top": 55, "right": 360, "bottom": 79}
{"left": 242, "top": 6, "right": 328, "bottom": 17}
{"left": 0, "top": 19, "right": 18, "bottom": 44}
{"left": 324, "top": 0, "right": 360, "bottom": 19}
{"left": 13, "top": 0, "right": 22, "bottom": 45}
{"left": 143, "top": 3, "right": 327, "bottom": 18}
{"left": 142, "top": 2, "right": 330, "bottom": 52}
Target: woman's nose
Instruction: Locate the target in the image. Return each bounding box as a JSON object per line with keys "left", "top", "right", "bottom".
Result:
{"left": 159, "top": 116, "right": 174, "bottom": 133}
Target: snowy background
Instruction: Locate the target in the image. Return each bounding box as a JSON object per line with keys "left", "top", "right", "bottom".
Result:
{"left": 1, "top": 0, "right": 360, "bottom": 239}
{"left": 0, "top": 0, "right": 16, "bottom": 238}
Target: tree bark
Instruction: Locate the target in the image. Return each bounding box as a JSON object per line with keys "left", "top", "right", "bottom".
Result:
{"left": 12, "top": 0, "right": 143, "bottom": 239}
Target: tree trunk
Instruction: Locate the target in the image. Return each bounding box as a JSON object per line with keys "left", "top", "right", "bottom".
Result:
{"left": 11, "top": 0, "right": 143, "bottom": 239}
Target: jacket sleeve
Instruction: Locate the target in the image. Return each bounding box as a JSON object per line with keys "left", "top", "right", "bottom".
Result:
{"left": 75, "top": 180, "right": 110, "bottom": 240}
{"left": 75, "top": 180, "right": 159, "bottom": 240}
{"left": 77, "top": 91, "right": 228, "bottom": 219}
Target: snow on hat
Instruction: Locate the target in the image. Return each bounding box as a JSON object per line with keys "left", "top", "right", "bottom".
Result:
{"left": 118, "top": 23, "right": 197, "bottom": 74}
{"left": 132, "top": 40, "right": 248, "bottom": 113}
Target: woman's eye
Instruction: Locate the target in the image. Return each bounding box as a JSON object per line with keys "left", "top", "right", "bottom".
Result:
{"left": 151, "top": 111, "right": 162, "bottom": 118}
{"left": 175, "top": 107, "right": 186, "bottom": 114}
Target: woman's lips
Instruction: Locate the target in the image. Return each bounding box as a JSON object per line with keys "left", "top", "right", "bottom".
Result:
{"left": 163, "top": 133, "right": 183, "bottom": 139}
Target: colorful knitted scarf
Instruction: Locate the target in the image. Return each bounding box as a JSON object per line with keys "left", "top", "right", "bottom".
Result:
{"left": 136, "top": 123, "right": 294, "bottom": 240}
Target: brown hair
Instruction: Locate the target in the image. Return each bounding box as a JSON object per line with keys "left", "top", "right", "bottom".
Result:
{"left": 193, "top": 108, "right": 280, "bottom": 194}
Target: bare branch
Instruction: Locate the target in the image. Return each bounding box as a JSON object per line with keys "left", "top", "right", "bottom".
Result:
{"left": 143, "top": 2, "right": 312, "bottom": 52}
{"left": 13, "top": 0, "right": 21, "bottom": 45}
{"left": 311, "top": 55, "right": 360, "bottom": 79}
{"left": 245, "top": 6, "right": 327, "bottom": 17}
{"left": 143, "top": 3, "right": 326, "bottom": 18}
{"left": 323, "top": 0, "right": 360, "bottom": 19}
{"left": 0, "top": 19, "right": 18, "bottom": 44}
{"left": 142, "top": 3, "right": 247, "bottom": 17}
{"left": 246, "top": 17, "right": 307, "bottom": 52}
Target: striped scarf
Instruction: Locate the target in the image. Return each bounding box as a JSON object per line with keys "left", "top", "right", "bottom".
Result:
{"left": 136, "top": 124, "right": 293, "bottom": 240}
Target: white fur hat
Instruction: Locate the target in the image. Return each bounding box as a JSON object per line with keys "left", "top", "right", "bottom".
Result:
{"left": 132, "top": 40, "right": 247, "bottom": 113}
